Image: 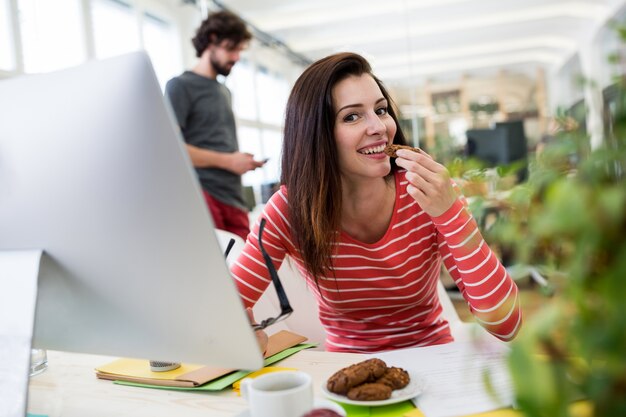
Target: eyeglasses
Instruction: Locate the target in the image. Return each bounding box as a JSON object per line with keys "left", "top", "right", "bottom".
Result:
{"left": 251, "top": 218, "right": 293, "bottom": 331}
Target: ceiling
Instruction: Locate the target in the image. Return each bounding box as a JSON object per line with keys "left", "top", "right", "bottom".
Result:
{"left": 213, "top": 0, "right": 625, "bottom": 88}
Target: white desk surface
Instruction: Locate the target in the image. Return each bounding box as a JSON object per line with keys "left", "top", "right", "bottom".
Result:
{"left": 27, "top": 349, "right": 365, "bottom": 417}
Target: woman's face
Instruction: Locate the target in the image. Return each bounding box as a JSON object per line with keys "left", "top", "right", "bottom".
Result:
{"left": 332, "top": 74, "right": 396, "bottom": 184}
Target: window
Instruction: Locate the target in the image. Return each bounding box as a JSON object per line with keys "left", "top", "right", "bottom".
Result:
{"left": 261, "top": 128, "right": 282, "bottom": 183}
{"left": 227, "top": 60, "right": 258, "bottom": 121}
{"left": 91, "top": 0, "right": 140, "bottom": 60}
{"left": 227, "top": 60, "right": 289, "bottom": 196}
{"left": 142, "top": 11, "right": 181, "bottom": 90}
{"left": 18, "top": 0, "right": 85, "bottom": 73}
{"left": 0, "top": 0, "right": 14, "bottom": 71}
{"left": 256, "top": 67, "right": 289, "bottom": 125}
{"left": 238, "top": 126, "right": 264, "bottom": 187}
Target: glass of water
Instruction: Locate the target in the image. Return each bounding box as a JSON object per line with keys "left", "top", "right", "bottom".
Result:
{"left": 29, "top": 348, "right": 48, "bottom": 376}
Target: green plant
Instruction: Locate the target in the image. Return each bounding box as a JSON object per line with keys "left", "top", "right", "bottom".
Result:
{"left": 492, "top": 28, "right": 626, "bottom": 417}
{"left": 447, "top": 156, "right": 487, "bottom": 178}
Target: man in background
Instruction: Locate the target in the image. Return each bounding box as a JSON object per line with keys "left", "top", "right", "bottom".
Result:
{"left": 165, "top": 10, "right": 264, "bottom": 240}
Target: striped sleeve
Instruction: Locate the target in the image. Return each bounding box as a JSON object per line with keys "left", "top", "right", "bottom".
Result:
{"left": 433, "top": 197, "right": 522, "bottom": 341}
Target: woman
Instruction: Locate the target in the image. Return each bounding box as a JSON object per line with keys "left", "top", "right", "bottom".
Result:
{"left": 233, "top": 52, "right": 521, "bottom": 353}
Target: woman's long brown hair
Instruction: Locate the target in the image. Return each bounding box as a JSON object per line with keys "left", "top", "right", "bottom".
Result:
{"left": 280, "top": 52, "right": 408, "bottom": 285}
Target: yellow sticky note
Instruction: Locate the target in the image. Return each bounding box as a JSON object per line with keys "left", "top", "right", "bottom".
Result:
{"left": 404, "top": 409, "right": 426, "bottom": 417}
{"left": 96, "top": 358, "right": 203, "bottom": 380}
{"left": 232, "top": 366, "right": 297, "bottom": 395}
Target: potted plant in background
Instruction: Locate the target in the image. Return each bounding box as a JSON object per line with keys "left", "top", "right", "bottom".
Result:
{"left": 487, "top": 27, "right": 626, "bottom": 417}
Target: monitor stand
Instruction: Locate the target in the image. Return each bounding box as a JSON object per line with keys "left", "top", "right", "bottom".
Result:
{"left": 0, "top": 250, "right": 42, "bottom": 417}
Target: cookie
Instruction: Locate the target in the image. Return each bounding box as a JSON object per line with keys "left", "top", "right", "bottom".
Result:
{"left": 347, "top": 382, "right": 393, "bottom": 401}
{"left": 376, "top": 366, "right": 410, "bottom": 390}
{"left": 326, "top": 358, "right": 388, "bottom": 395}
{"left": 384, "top": 144, "right": 423, "bottom": 157}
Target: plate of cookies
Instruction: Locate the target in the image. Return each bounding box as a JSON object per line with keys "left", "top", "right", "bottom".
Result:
{"left": 322, "top": 358, "right": 424, "bottom": 406}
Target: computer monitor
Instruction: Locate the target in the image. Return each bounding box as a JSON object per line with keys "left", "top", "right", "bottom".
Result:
{"left": 466, "top": 120, "right": 528, "bottom": 181}
{"left": 0, "top": 52, "right": 264, "bottom": 410}
{"left": 495, "top": 120, "right": 527, "bottom": 163}
{"left": 465, "top": 128, "right": 504, "bottom": 165}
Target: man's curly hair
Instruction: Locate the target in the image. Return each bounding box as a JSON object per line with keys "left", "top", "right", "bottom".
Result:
{"left": 192, "top": 10, "right": 252, "bottom": 58}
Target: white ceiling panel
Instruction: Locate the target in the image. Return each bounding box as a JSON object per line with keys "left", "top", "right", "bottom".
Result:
{"left": 213, "top": 0, "right": 626, "bottom": 84}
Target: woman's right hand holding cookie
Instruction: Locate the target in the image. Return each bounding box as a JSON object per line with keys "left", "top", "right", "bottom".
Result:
{"left": 394, "top": 149, "right": 457, "bottom": 218}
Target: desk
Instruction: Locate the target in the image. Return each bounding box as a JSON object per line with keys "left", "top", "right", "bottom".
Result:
{"left": 27, "top": 350, "right": 592, "bottom": 417}
{"left": 27, "top": 350, "right": 364, "bottom": 417}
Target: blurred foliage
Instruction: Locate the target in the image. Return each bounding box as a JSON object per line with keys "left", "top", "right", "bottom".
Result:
{"left": 447, "top": 157, "right": 487, "bottom": 178}
{"left": 469, "top": 101, "right": 500, "bottom": 115}
{"left": 487, "top": 26, "right": 626, "bottom": 417}
{"left": 431, "top": 133, "right": 465, "bottom": 167}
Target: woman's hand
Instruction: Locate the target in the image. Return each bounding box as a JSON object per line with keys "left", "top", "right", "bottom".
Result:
{"left": 394, "top": 149, "right": 457, "bottom": 217}
{"left": 246, "top": 308, "right": 269, "bottom": 354}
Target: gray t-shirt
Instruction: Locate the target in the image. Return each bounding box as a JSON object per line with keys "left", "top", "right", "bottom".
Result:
{"left": 165, "top": 71, "right": 245, "bottom": 210}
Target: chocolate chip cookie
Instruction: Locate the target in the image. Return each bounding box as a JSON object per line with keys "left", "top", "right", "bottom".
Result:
{"left": 384, "top": 144, "right": 423, "bottom": 157}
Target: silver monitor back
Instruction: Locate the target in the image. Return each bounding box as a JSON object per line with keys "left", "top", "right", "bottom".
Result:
{"left": 0, "top": 52, "right": 263, "bottom": 370}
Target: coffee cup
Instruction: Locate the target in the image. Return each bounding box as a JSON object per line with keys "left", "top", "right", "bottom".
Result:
{"left": 240, "top": 370, "right": 314, "bottom": 417}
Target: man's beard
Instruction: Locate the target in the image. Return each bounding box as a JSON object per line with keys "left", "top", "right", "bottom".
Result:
{"left": 210, "top": 55, "right": 234, "bottom": 76}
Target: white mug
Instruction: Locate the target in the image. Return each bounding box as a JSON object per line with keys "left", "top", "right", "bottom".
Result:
{"left": 240, "top": 371, "right": 314, "bottom": 417}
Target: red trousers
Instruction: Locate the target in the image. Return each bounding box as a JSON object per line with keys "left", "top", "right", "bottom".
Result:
{"left": 202, "top": 190, "right": 250, "bottom": 241}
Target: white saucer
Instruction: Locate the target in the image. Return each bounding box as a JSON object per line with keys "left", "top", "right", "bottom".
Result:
{"left": 321, "top": 371, "right": 425, "bottom": 407}
{"left": 235, "top": 398, "right": 346, "bottom": 417}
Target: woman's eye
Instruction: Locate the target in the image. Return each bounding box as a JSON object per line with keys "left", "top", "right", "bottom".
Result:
{"left": 376, "top": 107, "right": 388, "bottom": 116}
{"left": 344, "top": 113, "right": 358, "bottom": 122}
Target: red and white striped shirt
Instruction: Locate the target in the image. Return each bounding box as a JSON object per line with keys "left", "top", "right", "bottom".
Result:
{"left": 231, "top": 170, "right": 521, "bottom": 353}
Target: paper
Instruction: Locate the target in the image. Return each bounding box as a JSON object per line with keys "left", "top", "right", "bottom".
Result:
{"left": 339, "top": 400, "right": 415, "bottom": 417}
{"left": 114, "top": 343, "right": 317, "bottom": 391}
{"left": 404, "top": 410, "right": 427, "bottom": 417}
{"left": 404, "top": 400, "right": 593, "bottom": 417}
{"left": 373, "top": 341, "right": 513, "bottom": 417}
{"left": 371, "top": 401, "right": 417, "bottom": 416}
{"left": 340, "top": 404, "right": 370, "bottom": 417}
{"left": 97, "top": 358, "right": 204, "bottom": 380}
{"left": 96, "top": 330, "right": 310, "bottom": 388}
